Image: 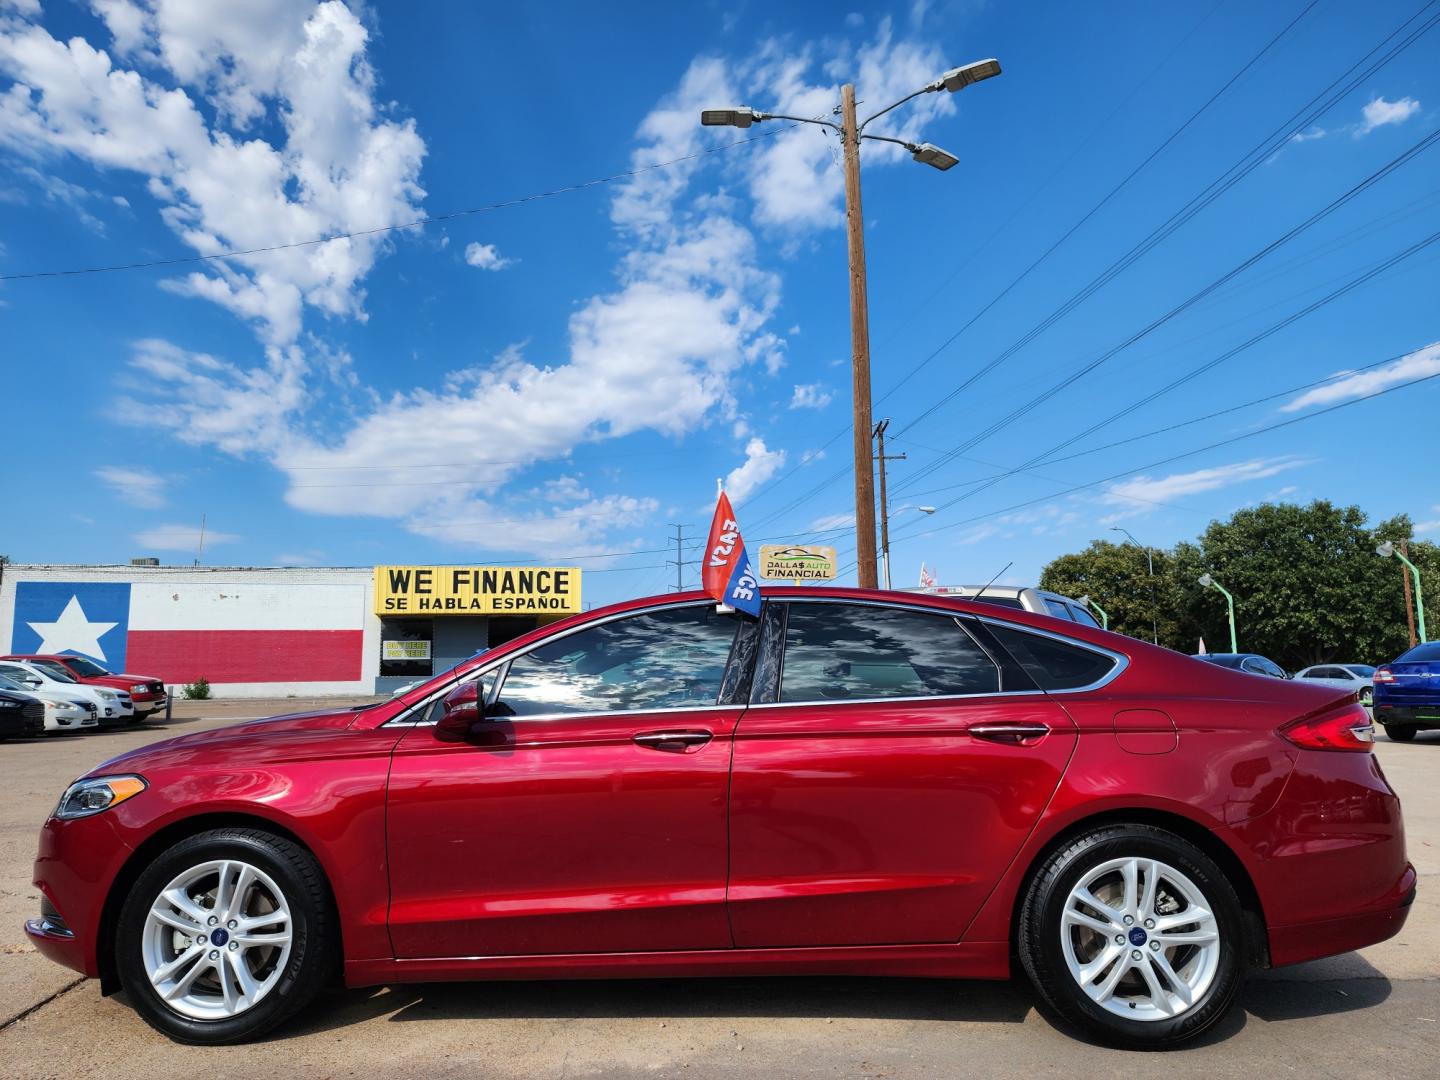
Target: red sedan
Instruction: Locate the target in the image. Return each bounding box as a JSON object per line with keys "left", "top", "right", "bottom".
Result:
{"left": 3, "top": 653, "right": 168, "bottom": 717}
{"left": 26, "top": 588, "right": 1411, "bottom": 1048}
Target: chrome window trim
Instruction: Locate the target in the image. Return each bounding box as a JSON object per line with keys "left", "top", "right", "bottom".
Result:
{"left": 383, "top": 598, "right": 742, "bottom": 728}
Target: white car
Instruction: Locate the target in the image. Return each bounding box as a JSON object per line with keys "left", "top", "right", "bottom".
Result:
{"left": 0, "top": 672, "right": 99, "bottom": 733}
{"left": 0, "top": 660, "right": 128, "bottom": 725}
{"left": 1294, "top": 663, "right": 1376, "bottom": 706}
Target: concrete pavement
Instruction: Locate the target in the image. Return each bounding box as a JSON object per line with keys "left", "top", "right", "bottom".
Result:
{"left": 2, "top": 701, "right": 1436, "bottom": 1078}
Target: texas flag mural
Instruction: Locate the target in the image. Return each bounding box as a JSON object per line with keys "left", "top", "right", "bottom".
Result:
{"left": 702, "top": 491, "right": 763, "bottom": 617}
{"left": 10, "top": 581, "right": 364, "bottom": 684}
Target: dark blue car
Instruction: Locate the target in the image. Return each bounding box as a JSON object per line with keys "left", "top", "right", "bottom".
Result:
{"left": 1373, "top": 641, "right": 1440, "bottom": 741}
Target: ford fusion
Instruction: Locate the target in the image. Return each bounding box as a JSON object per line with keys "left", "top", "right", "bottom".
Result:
{"left": 28, "top": 588, "right": 1412, "bottom": 1048}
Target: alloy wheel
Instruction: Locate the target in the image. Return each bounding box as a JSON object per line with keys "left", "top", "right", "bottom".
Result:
{"left": 141, "top": 859, "right": 293, "bottom": 1020}
{"left": 1059, "top": 856, "right": 1220, "bottom": 1021}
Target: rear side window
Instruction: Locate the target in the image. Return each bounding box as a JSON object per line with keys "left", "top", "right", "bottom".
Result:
{"left": 969, "top": 595, "right": 1025, "bottom": 610}
{"left": 778, "top": 603, "right": 999, "bottom": 703}
{"left": 1067, "top": 603, "right": 1101, "bottom": 628}
{"left": 984, "top": 623, "right": 1118, "bottom": 691}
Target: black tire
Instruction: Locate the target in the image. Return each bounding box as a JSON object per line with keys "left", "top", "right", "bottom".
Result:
{"left": 116, "top": 828, "right": 335, "bottom": 1044}
{"left": 1384, "top": 724, "right": 1417, "bottom": 742}
{"left": 1017, "top": 824, "right": 1245, "bottom": 1050}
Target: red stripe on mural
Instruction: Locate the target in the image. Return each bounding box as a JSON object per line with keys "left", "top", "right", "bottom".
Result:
{"left": 126, "top": 629, "right": 363, "bottom": 684}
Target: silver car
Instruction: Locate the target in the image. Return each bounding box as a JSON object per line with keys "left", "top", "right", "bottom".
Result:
{"left": 1294, "top": 663, "right": 1376, "bottom": 706}
{"left": 908, "top": 585, "right": 1101, "bottom": 627}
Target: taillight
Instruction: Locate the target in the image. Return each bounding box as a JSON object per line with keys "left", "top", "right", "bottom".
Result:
{"left": 1280, "top": 703, "right": 1375, "bottom": 752}
{"left": 1373, "top": 667, "right": 1395, "bottom": 683}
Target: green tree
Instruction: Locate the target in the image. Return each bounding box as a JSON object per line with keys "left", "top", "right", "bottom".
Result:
{"left": 1040, "top": 501, "right": 1436, "bottom": 668}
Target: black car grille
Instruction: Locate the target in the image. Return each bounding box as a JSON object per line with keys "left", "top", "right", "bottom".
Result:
{"left": 83, "top": 702, "right": 98, "bottom": 718}
{"left": 23, "top": 702, "right": 44, "bottom": 726}
{"left": 148, "top": 682, "right": 164, "bottom": 694}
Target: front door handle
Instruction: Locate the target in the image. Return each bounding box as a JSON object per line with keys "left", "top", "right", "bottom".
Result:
{"left": 633, "top": 730, "right": 713, "bottom": 753}
{"left": 966, "top": 721, "right": 1050, "bottom": 745}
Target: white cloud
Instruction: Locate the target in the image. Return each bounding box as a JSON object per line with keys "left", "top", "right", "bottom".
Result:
{"left": 789, "top": 382, "right": 833, "bottom": 409}
{"left": 724, "top": 437, "right": 786, "bottom": 504}
{"left": 273, "top": 550, "right": 324, "bottom": 566}
{"left": 1416, "top": 507, "right": 1440, "bottom": 534}
{"left": 810, "top": 511, "right": 854, "bottom": 531}
{"left": 542, "top": 475, "right": 591, "bottom": 503}
{"left": 0, "top": 0, "right": 426, "bottom": 345}
{"left": 464, "top": 241, "right": 511, "bottom": 270}
{"left": 1281, "top": 342, "right": 1440, "bottom": 413}
{"left": 1358, "top": 96, "right": 1420, "bottom": 136}
{"left": 1290, "top": 126, "right": 1326, "bottom": 143}
{"left": 1100, "top": 458, "right": 1308, "bottom": 521}
{"left": 133, "top": 521, "right": 238, "bottom": 551}
{"left": 94, "top": 464, "right": 167, "bottom": 508}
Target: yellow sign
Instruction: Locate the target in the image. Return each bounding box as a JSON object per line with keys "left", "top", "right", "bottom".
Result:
{"left": 758, "top": 545, "right": 838, "bottom": 581}
{"left": 374, "top": 565, "right": 582, "bottom": 616}
{"left": 381, "top": 640, "right": 431, "bottom": 661}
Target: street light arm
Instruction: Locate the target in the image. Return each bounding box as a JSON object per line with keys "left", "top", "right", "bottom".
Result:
{"left": 761, "top": 112, "right": 843, "bottom": 132}
{"left": 859, "top": 132, "right": 919, "bottom": 151}
{"left": 858, "top": 87, "right": 932, "bottom": 133}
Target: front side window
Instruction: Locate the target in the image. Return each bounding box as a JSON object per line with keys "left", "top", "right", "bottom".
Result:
{"left": 491, "top": 604, "right": 740, "bottom": 717}
{"left": 777, "top": 603, "right": 999, "bottom": 703}
{"left": 1043, "top": 598, "right": 1074, "bottom": 621}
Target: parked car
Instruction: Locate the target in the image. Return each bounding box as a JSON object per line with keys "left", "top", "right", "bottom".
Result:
{"left": 0, "top": 685, "right": 46, "bottom": 740}
{"left": 27, "top": 588, "right": 1409, "bottom": 1050}
{"left": 1, "top": 653, "right": 166, "bottom": 717}
{"left": 0, "top": 660, "right": 128, "bottom": 726}
{"left": 909, "top": 584, "right": 1101, "bottom": 626}
{"left": 1373, "top": 641, "right": 1440, "bottom": 741}
{"left": 1294, "top": 664, "right": 1376, "bottom": 706}
{"left": 1192, "top": 652, "right": 1289, "bottom": 679}
{"left": 0, "top": 673, "right": 99, "bottom": 733}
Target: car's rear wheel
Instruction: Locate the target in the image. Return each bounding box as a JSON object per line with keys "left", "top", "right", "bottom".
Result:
{"left": 1018, "top": 824, "right": 1244, "bottom": 1049}
{"left": 116, "top": 828, "right": 334, "bottom": 1044}
{"left": 1383, "top": 724, "right": 1416, "bottom": 742}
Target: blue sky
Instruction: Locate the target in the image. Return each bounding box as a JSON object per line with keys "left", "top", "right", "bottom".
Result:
{"left": 1, "top": 0, "right": 1437, "bottom": 607}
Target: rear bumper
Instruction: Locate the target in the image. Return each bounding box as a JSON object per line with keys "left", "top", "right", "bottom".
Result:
{"left": 1374, "top": 704, "right": 1440, "bottom": 727}
{"left": 1267, "top": 863, "right": 1416, "bottom": 967}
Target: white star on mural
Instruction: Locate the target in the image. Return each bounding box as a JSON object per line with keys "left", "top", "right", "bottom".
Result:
{"left": 27, "top": 596, "right": 118, "bottom": 660}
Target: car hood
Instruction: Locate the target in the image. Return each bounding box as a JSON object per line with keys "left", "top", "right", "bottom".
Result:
{"left": 89, "top": 708, "right": 360, "bottom": 776}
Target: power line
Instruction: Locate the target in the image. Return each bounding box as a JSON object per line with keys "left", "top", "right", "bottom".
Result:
{"left": 891, "top": 0, "right": 1440, "bottom": 441}
{"left": 892, "top": 123, "right": 1440, "bottom": 496}
{"left": 912, "top": 227, "right": 1440, "bottom": 510}
{"left": 0, "top": 126, "right": 798, "bottom": 282}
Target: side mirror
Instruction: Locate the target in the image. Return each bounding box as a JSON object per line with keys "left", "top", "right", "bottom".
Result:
{"left": 24, "top": 678, "right": 42, "bottom": 689}
{"left": 435, "top": 681, "right": 483, "bottom": 738}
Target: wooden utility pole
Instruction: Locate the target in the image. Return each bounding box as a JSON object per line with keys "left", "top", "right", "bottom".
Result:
{"left": 874, "top": 419, "right": 906, "bottom": 590}
{"left": 1401, "top": 539, "right": 1418, "bottom": 647}
{"left": 841, "top": 83, "right": 879, "bottom": 588}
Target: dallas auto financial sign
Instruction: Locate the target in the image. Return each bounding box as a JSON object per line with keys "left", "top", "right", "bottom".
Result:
{"left": 374, "top": 565, "right": 582, "bottom": 615}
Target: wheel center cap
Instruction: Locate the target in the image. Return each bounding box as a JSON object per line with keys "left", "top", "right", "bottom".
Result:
{"left": 210, "top": 928, "right": 229, "bottom": 947}
{"left": 1128, "top": 927, "right": 1147, "bottom": 946}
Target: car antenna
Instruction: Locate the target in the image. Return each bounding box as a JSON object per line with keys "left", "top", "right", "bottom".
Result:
{"left": 970, "top": 561, "right": 1013, "bottom": 599}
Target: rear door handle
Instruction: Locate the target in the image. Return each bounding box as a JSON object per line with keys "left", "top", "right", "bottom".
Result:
{"left": 633, "top": 730, "right": 713, "bottom": 753}
{"left": 966, "top": 721, "right": 1051, "bottom": 745}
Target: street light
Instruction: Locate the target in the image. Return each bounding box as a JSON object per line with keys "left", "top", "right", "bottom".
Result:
{"left": 701, "top": 55, "right": 1002, "bottom": 588}
{"left": 1198, "top": 573, "right": 1238, "bottom": 653}
{"left": 1377, "top": 540, "right": 1428, "bottom": 642}
{"left": 881, "top": 505, "right": 935, "bottom": 589}
{"left": 1078, "top": 594, "right": 1109, "bottom": 630}
{"left": 1110, "top": 525, "right": 1158, "bottom": 644}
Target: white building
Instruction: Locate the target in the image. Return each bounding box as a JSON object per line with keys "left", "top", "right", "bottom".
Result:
{"left": 0, "top": 561, "right": 580, "bottom": 698}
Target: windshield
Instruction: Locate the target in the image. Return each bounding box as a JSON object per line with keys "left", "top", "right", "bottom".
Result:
{"left": 1397, "top": 643, "right": 1440, "bottom": 663}
{"left": 62, "top": 655, "right": 109, "bottom": 677}
{"left": 30, "top": 659, "right": 77, "bottom": 681}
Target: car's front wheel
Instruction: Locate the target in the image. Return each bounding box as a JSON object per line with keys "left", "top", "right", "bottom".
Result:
{"left": 116, "top": 828, "right": 334, "bottom": 1044}
{"left": 1018, "top": 824, "right": 1244, "bottom": 1049}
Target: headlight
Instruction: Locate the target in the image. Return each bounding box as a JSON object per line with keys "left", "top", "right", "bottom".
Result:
{"left": 95, "top": 690, "right": 116, "bottom": 701}
{"left": 130, "top": 684, "right": 147, "bottom": 693}
{"left": 53, "top": 775, "right": 147, "bottom": 820}
{"left": 47, "top": 701, "right": 80, "bottom": 713}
